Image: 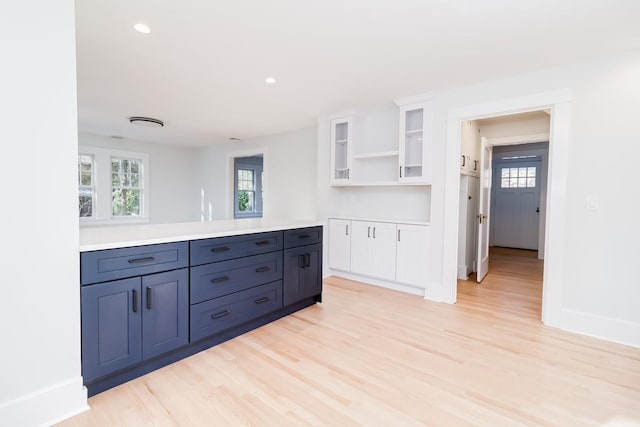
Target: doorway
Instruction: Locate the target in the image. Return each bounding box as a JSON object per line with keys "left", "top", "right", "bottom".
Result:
{"left": 445, "top": 90, "right": 571, "bottom": 326}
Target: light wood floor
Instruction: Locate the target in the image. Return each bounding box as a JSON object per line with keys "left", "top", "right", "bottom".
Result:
{"left": 60, "top": 249, "right": 640, "bottom": 426}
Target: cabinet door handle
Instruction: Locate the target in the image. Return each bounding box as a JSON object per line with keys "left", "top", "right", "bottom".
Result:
{"left": 461, "top": 155, "right": 466, "bottom": 167}
{"left": 211, "top": 310, "right": 231, "bottom": 320}
{"left": 146, "top": 286, "right": 152, "bottom": 310}
{"left": 255, "top": 240, "right": 271, "bottom": 246}
{"left": 346, "top": 224, "right": 349, "bottom": 235}
{"left": 473, "top": 160, "right": 478, "bottom": 171}
{"left": 347, "top": 168, "right": 350, "bottom": 179}
{"left": 305, "top": 253, "right": 311, "bottom": 268}
{"left": 128, "top": 257, "right": 155, "bottom": 264}
{"left": 398, "top": 229, "right": 401, "bottom": 242}
{"left": 212, "top": 246, "right": 230, "bottom": 253}
{"left": 132, "top": 289, "right": 138, "bottom": 313}
{"left": 211, "top": 276, "right": 230, "bottom": 284}
{"left": 255, "top": 266, "right": 271, "bottom": 273}
{"left": 254, "top": 296, "right": 271, "bottom": 304}
{"left": 299, "top": 254, "right": 306, "bottom": 268}
{"left": 367, "top": 226, "right": 371, "bottom": 238}
{"left": 399, "top": 165, "right": 402, "bottom": 178}
{"left": 373, "top": 227, "right": 376, "bottom": 239}
{"left": 298, "top": 234, "right": 311, "bottom": 239}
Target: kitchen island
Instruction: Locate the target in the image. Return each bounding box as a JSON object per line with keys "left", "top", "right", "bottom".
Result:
{"left": 79, "top": 219, "right": 324, "bottom": 396}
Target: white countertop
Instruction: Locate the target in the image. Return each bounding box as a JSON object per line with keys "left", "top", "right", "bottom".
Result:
{"left": 79, "top": 218, "right": 325, "bottom": 252}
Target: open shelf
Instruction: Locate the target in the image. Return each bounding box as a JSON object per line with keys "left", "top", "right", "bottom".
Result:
{"left": 352, "top": 150, "right": 399, "bottom": 160}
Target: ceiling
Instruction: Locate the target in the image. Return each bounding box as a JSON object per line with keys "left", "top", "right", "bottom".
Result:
{"left": 75, "top": 0, "right": 640, "bottom": 147}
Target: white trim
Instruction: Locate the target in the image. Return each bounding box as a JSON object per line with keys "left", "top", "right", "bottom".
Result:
{"left": 558, "top": 308, "right": 640, "bottom": 349}
{"left": 485, "top": 132, "right": 549, "bottom": 146}
{"left": 394, "top": 91, "right": 435, "bottom": 107}
{"left": 443, "top": 90, "right": 572, "bottom": 332}
{"left": 328, "top": 271, "right": 425, "bottom": 296}
{"left": 0, "top": 376, "right": 88, "bottom": 427}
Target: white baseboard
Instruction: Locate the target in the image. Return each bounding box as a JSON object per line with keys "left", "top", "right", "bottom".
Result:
{"left": 327, "top": 269, "right": 425, "bottom": 296}
{"left": 554, "top": 308, "right": 640, "bottom": 349}
{"left": 457, "top": 264, "right": 469, "bottom": 280}
{"left": 0, "top": 376, "right": 88, "bottom": 427}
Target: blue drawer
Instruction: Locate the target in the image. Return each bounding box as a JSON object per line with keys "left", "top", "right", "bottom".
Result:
{"left": 190, "top": 252, "right": 283, "bottom": 304}
{"left": 81, "top": 242, "right": 189, "bottom": 285}
{"left": 284, "top": 226, "right": 323, "bottom": 249}
{"left": 190, "top": 231, "right": 283, "bottom": 266}
{"left": 190, "top": 280, "right": 283, "bottom": 342}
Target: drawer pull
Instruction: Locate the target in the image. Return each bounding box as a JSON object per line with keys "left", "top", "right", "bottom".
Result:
{"left": 255, "top": 266, "right": 271, "bottom": 273}
{"left": 254, "top": 296, "right": 271, "bottom": 304}
{"left": 211, "top": 276, "right": 230, "bottom": 284}
{"left": 212, "top": 246, "right": 230, "bottom": 253}
{"left": 132, "top": 289, "right": 138, "bottom": 313}
{"left": 128, "top": 257, "right": 155, "bottom": 264}
{"left": 146, "top": 287, "right": 152, "bottom": 310}
{"left": 255, "top": 240, "right": 271, "bottom": 246}
{"left": 211, "top": 310, "right": 231, "bottom": 319}
{"left": 298, "top": 234, "right": 311, "bottom": 239}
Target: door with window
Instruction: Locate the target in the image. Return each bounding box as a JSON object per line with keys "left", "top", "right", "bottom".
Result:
{"left": 234, "top": 156, "right": 263, "bottom": 218}
{"left": 491, "top": 160, "right": 541, "bottom": 250}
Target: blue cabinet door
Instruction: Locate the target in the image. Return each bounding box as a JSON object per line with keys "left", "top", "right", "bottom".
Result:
{"left": 283, "top": 243, "right": 322, "bottom": 306}
{"left": 141, "top": 269, "right": 189, "bottom": 359}
{"left": 81, "top": 277, "right": 142, "bottom": 383}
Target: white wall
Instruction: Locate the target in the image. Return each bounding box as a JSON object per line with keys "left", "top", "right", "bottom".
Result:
{"left": 429, "top": 50, "right": 640, "bottom": 346}
{"left": 0, "top": 1, "right": 88, "bottom": 425}
{"left": 80, "top": 133, "right": 198, "bottom": 224}
{"left": 194, "top": 127, "right": 318, "bottom": 221}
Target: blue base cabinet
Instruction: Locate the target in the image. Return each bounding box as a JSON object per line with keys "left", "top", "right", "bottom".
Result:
{"left": 80, "top": 226, "right": 322, "bottom": 396}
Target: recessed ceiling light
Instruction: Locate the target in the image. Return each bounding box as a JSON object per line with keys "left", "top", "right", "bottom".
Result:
{"left": 265, "top": 77, "right": 276, "bottom": 84}
{"left": 129, "top": 116, "right": 163, "bottom": 128}
{"left": 134, "top": 23, "right": 151, "bottom": 34}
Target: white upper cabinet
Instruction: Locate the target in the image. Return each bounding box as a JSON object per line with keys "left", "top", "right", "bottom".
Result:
{"left": 397, "top": 101, "right": 432, "bottom": 184}
{"left": 330, "top": 116, "right": 353, "bottom": 185}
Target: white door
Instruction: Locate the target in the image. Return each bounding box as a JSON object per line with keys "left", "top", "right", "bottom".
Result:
{"left": 396, "top": 224, "right": 430, "bottom": 288}
{"left": 369, "top": 222, "right": 397, "bottom": 281}
{"left": 491, "top": 160, "right": 541, "bottom": 250}
{"left": 476, "top": 138, "right": 492, "bottom": 283}
{"left": 328, "top": 219, "right": 351, "bottom": 271}
{"left": 350, "top": 221, "right": 371, "bottom": 276}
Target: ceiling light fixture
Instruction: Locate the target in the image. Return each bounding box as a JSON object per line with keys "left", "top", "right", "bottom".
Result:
{"left": 129, "top": 116, "right": 164, "bottom": 128}
{"left": 134, "top": 23, "right": 151, "bottom": 34}
{"left": 228, "top": 137, "right": 241, "bottom": 141}
{"left": 265, "top": 77, "right": 276, "bottom": 84}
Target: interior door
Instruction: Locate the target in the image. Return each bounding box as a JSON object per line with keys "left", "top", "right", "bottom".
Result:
{"left": 476, "top": 138, "right": 492, "bottom": 283}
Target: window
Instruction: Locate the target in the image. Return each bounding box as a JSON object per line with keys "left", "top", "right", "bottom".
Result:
{"left": 234, "top": 156, "right": 263, "bottom": 218}
{"left": 501, "top": 166, "right": 536, "bottom": 188}
{"left": 78, "top": 154, "right": 95, "bottom": 218}
{"left": 78, "top": 146, "right": 149, "bottom": 225}
{"left": 111, "top": 157, "right": 142, "bottom": 217}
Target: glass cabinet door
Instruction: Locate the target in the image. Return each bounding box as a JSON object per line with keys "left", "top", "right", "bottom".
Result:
{"left": 330, "top": 117, "right": 352, "bottom": 184}
{"left": 402, "top": 108, "right": 424, "bottom": 178}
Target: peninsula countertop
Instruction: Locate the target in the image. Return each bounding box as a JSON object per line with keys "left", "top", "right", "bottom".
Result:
{"left": 79, "top": 218, "right": 325, "bottom": 252}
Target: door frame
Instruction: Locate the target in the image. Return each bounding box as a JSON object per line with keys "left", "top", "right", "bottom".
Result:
{"left": 442, "top": 89, "right": 571, "bottom": 326}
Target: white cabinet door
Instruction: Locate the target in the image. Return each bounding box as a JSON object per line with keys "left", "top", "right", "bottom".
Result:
{"left": 397, "top": 101, "right": 432, "bottom": 184}
{"left": 350, "top": 221, "right": 371, "bottom": 276}
{"left": 396, "top": 224, "right": 430, "bottom": 288}
{"left": 330, "top": 117, "right": 353, "bottom": 185}
{"left": 328, "top": 219, "right": 351, "bottom": 271}
{"left": 350, "top": 220, "right": 397, "bottom": 280}
{"left": 369, "top": 222, "right": 397, "bottom": 281}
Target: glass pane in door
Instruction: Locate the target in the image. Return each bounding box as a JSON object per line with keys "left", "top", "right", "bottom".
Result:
{"left": 334, "top": 122, "right": 349, "bottom": 179}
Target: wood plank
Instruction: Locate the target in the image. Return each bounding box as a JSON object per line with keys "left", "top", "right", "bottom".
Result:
{"left": 59, "top": 249, "right": 640, "bottom": 426}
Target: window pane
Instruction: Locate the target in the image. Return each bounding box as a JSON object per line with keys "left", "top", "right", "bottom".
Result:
{"left": 518, "top": 168, "right": 527, "bottom": 177}
{"left": 518, "top": 177, "right": 527, "bottom": 188}
{"left": 111, "top": 160, "right": 119, "bottom": 173}
{"left": 527, "top": 178, "right": 536, "bottom": 187}
{"left": 237, "top": 190, "right": 254, "bottom": 212}
{"left": 501, "top": 168, "right": 509, "bottom": 178}
{"left": 510, "top": 168, "right": 518, "bottom": 178}
{"left": 130, "top": 161, "right": 139, "bottom": 173}
{"left": 131, "top": 173, "right": 139, "bottom": 186}
{"left": 509, "top": 178, "right": 518, "bottom": 188}
{"left": 79, "top": 187, "right": 93, "bottom": 217}
{"left": 80, "top": 171, "right": 92, "bottom": 186}
{"left": 527, "top": 167, "right": 536, "bottom": 177}
{"left": 501, "top": 178, "right": 509, "bottom": 188}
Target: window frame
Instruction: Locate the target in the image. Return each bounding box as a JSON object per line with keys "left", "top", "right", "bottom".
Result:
{"left": 78, "top": 146, "right": 149, "bottom": 225}
{"left": 110, "top": 156, "right": 144, "bottom": 218}
{"left": 78, "top": 153, "right": 96, "bottom": 220}
{"left": 233, "top": 157, "right": 263, "bottom": 219}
